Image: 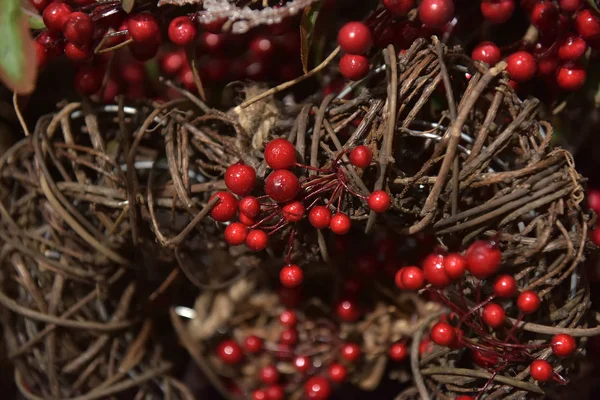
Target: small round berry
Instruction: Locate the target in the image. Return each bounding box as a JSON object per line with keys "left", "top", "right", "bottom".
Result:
{"left": 121, "top": 62, "right": 146, "bottom": 85}
{"left": 472, "top": 349, "right": 499, "bottom": 368}
{"left": 472, "top": 41, "right": 501, "bottom": 65}
{"left": 383, "top": 0, "right": 415, "bottom": 15}
{"left": 557, "top": 63, "right": 586, "bottom": 91}
{"left": 400, "top": 266, "right": 425, "bottom": 290}
{"left": 29, "top": 0, "right": 50, "bottom": 13}
{"left": 260, "top": 365, "right": 279, "bottom": 385}
{"left": 168, "top": 16, "right": 197, "bottom": 46}
{"left": 368, "top": 191, "right": 391, "bottom": 213}
{"left": 308, "top": 206, "right": 332, "bottom": 229}
{"left": 280, "top": 329, "right": 298, "bottom": 346}
{"left": 265, "top": 386, "right": 284, "bottom": 400}
{"left": 265, "top": 170, "right": 300, "bottom": 203}
{"left": 36, "top": 30, "right": 64, "bottom": 59}
{"left": 225, "top": 163, "right": 256, "bottom": 196}
{"left": 252, "top": 390, "right": 267, "bottom": 400}
{"left": 456, "top": 397, "right": 475, "bottom": 400}
{"left": 43, "top": 2, "right": 73, "bottom": 33}
{"left": 444, "top": 253, "right": 467, "bottom": 279}
{"left": 65, "top": 43, "right": 92, "bottom": 62}
{"left": 217, "top": 340, "right": 243, "bottom": 364}
{"left": 423, "top": 253, "right": 451, "bottom": 288}
{"left": 239, "top": 196, "right": 260, "bottom": 219}
{"left": 129, "top": 38, "right": 160, "bottom": 61}
{"left": 239, "top": 212, "right": 256, "bottom": 226}
{"left": 536, "top": 55, "right": 559, "bottom": 77}
{"left": 493, "top": 275, "right": 517, "bottom": 297}
{"left": 340, "top": 343, "right": 361, "bottom": 362}
{"left": 280, "top": 264, "right": 303, "bottom": 288}
{"left": 551, "top": 333, "right": 576, "bottom": 357}
{"left": 419, "top": 0, "right": 455, "bottom": 28}
{"left": 420, "top": 338, "right": 434, "bottom": 355}
{"left": 198, "top": 32, "right": 227, "bottom": 53}
{"left": 328, "top": 363, "right": 347, "bottom": 382}
{"left": 530, "top": 2, "right": 558, "bottom": 31}
{"left": 224, "top": 222, "right": 248, "bottom": 246}
{"left": 339, "top": 54, "right": 370, "bottom": 81}
{"left": 264, "top": 138, "right": 296, "bottom": 169}
{"left": 506, "top": 51, "right": 536, "bottom": 82}
{"left": 589, "top": 190, "right": 600, "bottom": 213}
{"left": 246, "top": 229, "right": 268, "bottom": 252}
{"left": 480, "top": 0, "right": 515, "bottom": 24}
{"left": 330, "top": 213, "right": 351, "bottom": 235}
{"left": 293, "top": 355, "right": 310, "bottom": 372}
{"left": 349, "top": 145, "right": 372, "bottom": 168}
{"left": 389, "top": 342, "right": 408, "bottom": 361}
{"left": 305, "top": 376, "right": 331, "bottom": 400}
{"left": 482, "top": 303, "right": 506, "bottom": 328}
{"left": 337, "top": 299, "right": 360, "bottom": 322}
{"left": 64, "top": 12, "right": 94, "bottom": 46}
{"left": 279, "top": 310, "right": 297, "bottom": 327}
{"left": 127, "top": 13, "right": 160, "bottom": 43}
{"left": 337, "top": 22, "right": 373, "bottom": 54}
{"left": 465, "top": 240, "right": 502, "bottom": 279}
{"left": 558, "top": 0, "right": 581, "bottom": 13}
{"left": 75, "top": 65, "right": 104, "bottom": 95}
{"left": 34, "top": 41, "right": 48, "bottom": 69}
{"left": 530, "top": 359, "right": 553, "bottom": 381}
{"left": 244, "top": 335, "right": 263, "bottom": 353}
{"left": 209, "top": 192, "right": 238, "bottom": 222}
{"left": 517, "top": 290, "right": 541, "bottom": 314}
{"left": 395, "top": 267, "right": 408, "bottom": 289}
{"left": 250, "top": 36, "right": 276, "bottom": 58}
{"left": 430, "top": 322, "right": 457, "bottom": 347}
{"left": 558, "top": 36, "right": 587, "bottom": 61}
{"left": 160, "top": 51, "right": 186, "bottom": 76}
{"left": 282, "top": 201, "right": 305, "bottom": 222}
{"left": 575, "top": 10, "right": 600, "bottom": 40}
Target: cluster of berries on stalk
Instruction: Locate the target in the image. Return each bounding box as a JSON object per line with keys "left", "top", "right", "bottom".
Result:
{"left": 211, "top": 138, "right": 391, "bottom": 289}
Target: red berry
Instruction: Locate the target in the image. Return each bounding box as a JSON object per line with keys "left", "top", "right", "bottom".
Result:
{"left": 456, "top": 397, "right": 474, "bottom": 400}
{"left": 198, "top": 32, "right": 227, "bottom": 53}
{"left": 430, "top": 322, "right": 457, "bottom": 347}
{"left": 389, "top": 342, "right": 408, "bottom": 361}
{"left": 480, "top": 0, "right": 515, "bottom": 24}
{"left": 64, "top": 12, "right": 94, "bottom": 46}
{"left": 293, "top": 355, "right": 310, "bottom": 372}
{"left": 305, "top": 377, "right": 331, "bottom": 400}
{"left": 517, "top": 290, "right": 541, "bottom": 314}
{"left": 337, "top": 299, "right": 360, "bottom": 322}
{"left": 209, "top": 191, "right": 238, "bottom": 222}
{"left": 423, "top": 253, "right": 451, "bottom": 288}
{"left": 340, "top": 343, "right": 361, "bottom": 362}
{"left": 338, "top": 22, "right": 373, "bottom": 54}
{"left": 308, "top": 206, "right": 332, "bottom": 229}
{"left": 339, "top": 54, "right": 370, "bottom": 81}
{"left": 265, "top": 170, "right": 300, "bottom": 203}
{"left": 465, "top": 240, "right": 502, "bottom": 279}
{"left": 161, "top": 51, "right": 186, "bottom": 76}
{"left": 395, "top": 267, "right": 408, "bottom": 289}
{"left": 36, "top": 31, "right": 64, "bottom": 59}
{"left": 536, "top": 55, "right": 559, "bottom": 78}
{"left": 349, "top": 145, "right": 372, "bottom": 168}
{"left": 280, "top": 329, "right": 298, "bottom": 346}
{"left": 279, "top": 310, "right": 297, "bottom": 327}
{"left": 558, "top": 0, "right": 581, "bottom": 13}
{"left": 493, "top": 275, "right": 517, "bottom": 297}
{"left": 265, "top": 386, "right": 284, "bottom": 400}
{"left": 75, "top": 65, "right": 104, "bottom": 95}
{"left": 551, "top": 333, "right": 576, "bottom": 357}
{"left": 282, "top": 201, "right": 305, "bottom": 222}
{"left": 444, "top": 253, "right": 467, "bottom": 279}
{"left": 121, "top": 62, "right": 146, "bottom": 85}
{"left": 224, "top": 222, "right": 248, "bottom": 245}
{"left": 264, "top": 138, "right": 296, "bottom": 169}
{"left": 530, "top": 2, "right": 558, "bottom": 32}
{"left": 225, "top": 163, "right": 256, "bottom": 196}
{"left": 592, "top": 228, "right": 600, "bottom": 246}
{"left": 330, "top": 213, "right": 351, "bottom": 235}
{"left": 383, "top": 0, "right": 415, "bottom": 15}
{"left": 506, "top": 51, "right": 536, "bottom": 82}
{"left": 240, "top": 196, "right": 260, "bottom": 218}
{"left": 239, "top": 212, "right": 255, "bottom": 226}
{"left": 280, "top": 264, "right": 303, "bottom": 288}
{"left": 127, "top": 13, "right": 159, "bottom": 43}
{"left": 471, "top": 41, "right": 501, "bottom": 65}
{"left": 250, "top": 36, "right": 276, "bottom": 58}
{"left": 472, "top": 349, "right": 499, "bottom": 368}
{"left": 253, "top": 390, "right": 267, "bottom": 400}
{"left": 400, "top": 266, "right": 425, "bottom": 290}
{"left": 260, "top": 365, "right": 279, "bottom": 385}
{"left": 217, "top": 340, "right": 243, "bottom": 364}
{"left": 34, "top": 41, "right": 48, "bottom": 69}
{"left": 368, "top": 191, "right": 391, "bottom": 213}
{"left": 99, "top": 78, "right": 120, "bottom": 103}
{"left": 556, "top": 62, "right": 586, "bottom": 91}
{"left": 419, "top": 0, "right": 455, "bottom": 28}
{"left": 328, "top": 363, "right": 347, "bottom": 382}
{"left": 168, "top": 16, "right": 197, "bottom": 46}
{"left": 558, "top": 36, "right": 587, "bottom": 61}
{"left": 244, "top": 335, "right": 263, "bottom": 353}
{"left": 588, "top": 189, "right": 600, "bottom": 214}
{"left": 246, "top": 229, "right": 268, "bottom": 251}
{"left": 575, "top": 10, "right": 600, "bottom": 40}
{"left": 130, "top": 38, "right": 160, "bottom": 61}
{"left": 420, "top": 338, "right": 434, "bottom": 355}
{"left": 64, "top": 43, "right": 92, "bottom": 62}
{"left": 482, "top": 303, "right": 506, "bottom": 328}
{"left": 43, "top": 2, "right": 73, "bottom": 33}
{"left": 29, "top": 0, "right": 50, "bottom": 13}
{"left": 530, "top": 359, "right": 553, "bottom": 381}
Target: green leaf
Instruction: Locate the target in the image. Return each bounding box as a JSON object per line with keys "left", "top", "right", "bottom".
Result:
{"left": 588, "top": 0, "right": 600, "bottom": 14}
{"left": 300, "top": 2, "right": 322, "bottom": 74}
{"left": 28, "top": 14, "right": 45, "bottom": 29}
{"left": 0, "top": 0, "right": 37, "bottom": 94}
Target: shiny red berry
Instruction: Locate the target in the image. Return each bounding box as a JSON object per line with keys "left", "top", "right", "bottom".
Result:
{"left": 36, "top": 31, "right": 64, "bottom": 59}
{"left": 252, "top": 390, "right": 266, "bottom": 400}
{"left": 341, "top": 343, "right": 361, "bottom": 362}
{"left": 305, "top": 377, "right": 331, "bottom": 400}
{"left": 282, "top": 201, "right": 305, "bottom": 222}
{"left": 480, "top": 0, "right": 515, "bottom": 24}
{"left": 400, "top": 266, "right": 425, "bottom": 290}
{"left": 265, "top": 385, "right": 284, "bottom": 400}
{"left": 224, "top": 222, "right": 248, "bottom": 245}
{"left": 493, "top": 275, "right": 517, "bottom": 297}
{"left": 556, "top": 63, "right": 586, "bottom": 91}
{"left": 64, "top": 12, "right": 94, "bottom": 46}
{"left": 389, "top": 342, "right": 408, "bottom": 361}
{"left": 34, "top": 41, "right": 48, "bottom": 69}
{"left": 506, "top": 51, "right": 536, "bottom": 82}
{"left": 239, "top": 212, "right": 255, "bottom": 226}
{"left": 430, "top": 322, "right": 457, "bottom": 347}
{"left": 530, "top": 359, "right": 553, "bottom": 381}
{"left": 383, "top": 0, "right": 415, "bottom": 15}
{"left": 558, "top": 36, "right": 587, "bottom": 61}
{"left": 551, "top": 333, "right": 576, "bottom": 357}
{"left": 558, "top": 0, "right": 581, "bottom": 13}
{"left": 294, "top": 355, "right": 310, "bottom": 372}
{"left": 444, "top": 253, "right": 467, "bottom": 279}
{"left": 419, "top": 0, "right": 455, "bottom": 28}
{"left": 217, "top": 340, "right": 243, "bottom": 364}
{"left": 588, "top": 189, "right": 600, "bottom": 213}
{"left": 128, "top": 13, "right": 159, "bottom": 43}
{"left": 43, "top": 2, "right": 73, "bottom": 33}
{"left": 279, "top": 310, "right": 297, "bottom": 327}
{"left": 75, "top": 65, "right": 104, "bottom": 95}
{"left": 576, "top": 10, "right": 600, "bottom": 40}
{"left": 225, "top": 163, "right": 256, "bottom": 196}
{"left": 65, "top": 43, "right": 92, "bottom": 62}
{"left": 265, "top": 170, "right": 300, "bottom": 203}
{"left": 338, "top": 22, "right": 373, "bottom": 54}
{"left": 250, "top": 36, "right": 276, "bottom": 58}
{"left": 482, "top": 303, "right": 506, "bottom": 328}
{"left": 395, "top": 267, "right": 408, "bottom": 289}
{"left": 239, "top": 196, "right": 260, "bottom": 218}
{"left": 339, "top": 54, "right": 370, "bottom": 81}
{"left": 160, "top": 51, "right": 186, "bottom": 76}
{"left": 280, "top": 264, "right": 303, "bottom": 288}
{"left": 423, "top": 253, "right": 451, "bottom": 288}
{"left": 280, "top": 329, "right": 298, "bottom": 345}
{"left": 349, "top": 145, "right": 372, "bottom": 168}
{"left": 472, "top": 41, "right": 501, "bottom": 65}
{"left": 530, "top": 2, "right": 558, "bottom": 32}
{"left": 246, "top": 229, "right": 268, "bottom": 251}
{"left": 328, "top": 363, "right": 347, "bottom": 382}
{"left": 260, "top": 365, "right": 279, "bottom": 385}
{"left": 337, "top": 299, "right": 360, "bottom": 322}
{"left": 465, "top": 240, "right": 502, "bottom": 279}
{"left": 244, "top": 335, "right": 263, "bottom": 353}
{"left": 330, "top": 213, "right": 351, "bottom": 235}
{"left": 168, "top": 16, "right": 197, "bottom": 46}
{"left": 209, "top": 191, "right": 238, "bottom": 222}
{"left": 517, "top": 290, "right": 541, "bottom": 314}
{"left": 308, "top": 206, "right": 332, "bottom": 229}
{"left": 264, "top": 138, "right": 296, "bottom": 169}
{"left": 368, "top": 191, "right": 391, "bottom": 213}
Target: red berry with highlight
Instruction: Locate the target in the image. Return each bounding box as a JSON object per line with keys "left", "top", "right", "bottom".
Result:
{"left": 341, "top": 343, "right": 361, "bottom": 362}
{"left": 575, "top": 10, "right": 600, "bottom": 40}
{"left": 239, "top": 196, "right": 260, "bottom": 218}
{"left": 423, "top": 253, "right": 451, "bottom": 288}
{"left": 253, "top": 390, "right": 266, "bottom": 400}
{"left": 330, "top": 213, "right": 351, "bottom": 235}
{"left": 43, "top": 2, "right": 73, "bottom": 33}
{"left": 34, "top": 41, "right": 48, "bottom": 69}
{"left": 368, "top": 191, "right": 391, "bottom": 213}
{"left": 444, "top": 253, "right": 467, "bottom": 279}
{"left": 494, "top": 275, "right": 517, "bottom": 297}
{"left": 482, "top": 303, "right": 506, "bottom": 328}
{"left": 530, "top": 359, "right": 553, "bottom": 381}
{"left": 260, "top": 365, "right": 279, "bottom": 385}
{"left": 217, "top": 340, "right": 243, "bottom": 364}
{"left": 419, "top": 0, "right": 455, "bottom": 28}
{"left": 279, "top": 310, "right": 297, "bottom": 327}
{"left": 266, "top": 386, "right": 284, "bottom": 400}
{"left": 210, "top": 192, "right": 238, "bottom": 222}
{"left": 339, "top": 54, "right": 370, "bottom": 81}
{"left": 280, "top": 329, "right": 298, "bottom": 345}
{"left": 160, "top": 51, "right": 186, "bottom": 76}
{"left": 338, "top": 22, "right": 373, "bottom": 54}
{"left": 431, "top": 322, "right": 457, "bottom": 347}
{"left": 75, "top": 66, "right": 104, "bottom": 95}
{"left": 551, "top": 333, "right": 576, "bottom": 357}
{"left": 305, "top": 376, "right": 331, "bottom": 400}
{"left": 282, "top": 201, "right": 305, "bottom": 222}
{"left": 280, "top": 264, "right": 303, "bottom": 288}
{"left": 557, "top": 63, "right": 586, "bottom": 91}
{"left": 383, "top": 0, "right": 415, "bottom": 15}
{"left": 294, "top": 355, "right": 310, "bottom": 372}
{"left": 224, "top": 222, "right": 248, "bottom": 245}
{"left": 530, "top": 2, "right": 558, "bottom": 31}
{"left": 472, "top": 41, "right": 501, "bottom": 65}
{"left": 265, "top": 170, "right": 300, "bottom": 203}
{"left": 250, "top": 36, "right": 275, "bottom": 58}
{"left": 64, "top": 12, "right": 94, "bottom": 46}
{"left": 246, "top": 229, "right": 268, "bottom": 252}
{"left": 128, "top": 13, "right": 159, "bottom": 43}
{"left": 168, "top": 16, "right": 197, "bottom": 46}
{"left": 244, "top": 335, "right": 263, "bottom": 353}
{"left": 225, "top": 163, "right": 256, "bottom": 196}
{"left": 517, "top": 290, "right": 541, "bottom": 314}
{"left": 328, "top": 363, "right": 347, "bottom": 382}
{"left": 480, "top": 0, "right": 515, "bottom": 24}
{"left": 239, "top": 212, "right": 255, "bottom": 226}
{"left": 349, "top": 145, "right": 372, "bottom": 168}
{"left": 558, "top": 36, "right": 587, "bottom": 61}
{"left": 559, "top": 0, "right": 581, "bottom": 13}
{"left": 400, "top": 266, "right": 425, "bottom": 290}
{"left": 264, "top": 138, "right": 296, "bottom": 169}
{"left": 465, "top": 240, "right": 502, "bottom": 279}
{"left": 65, "top": 43, "right": 92, "bottom": 62}
{"left": 506, "top": 51, "right": 536, "bottom": 82}
{"left": 337, "top": 299, "right": 360, "bottom": 322}
{"left": 309, "top": 206, "right": 332, "bottom": 229}
{"left": 389, "top": 342, "right": 408, "bottom": 361}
